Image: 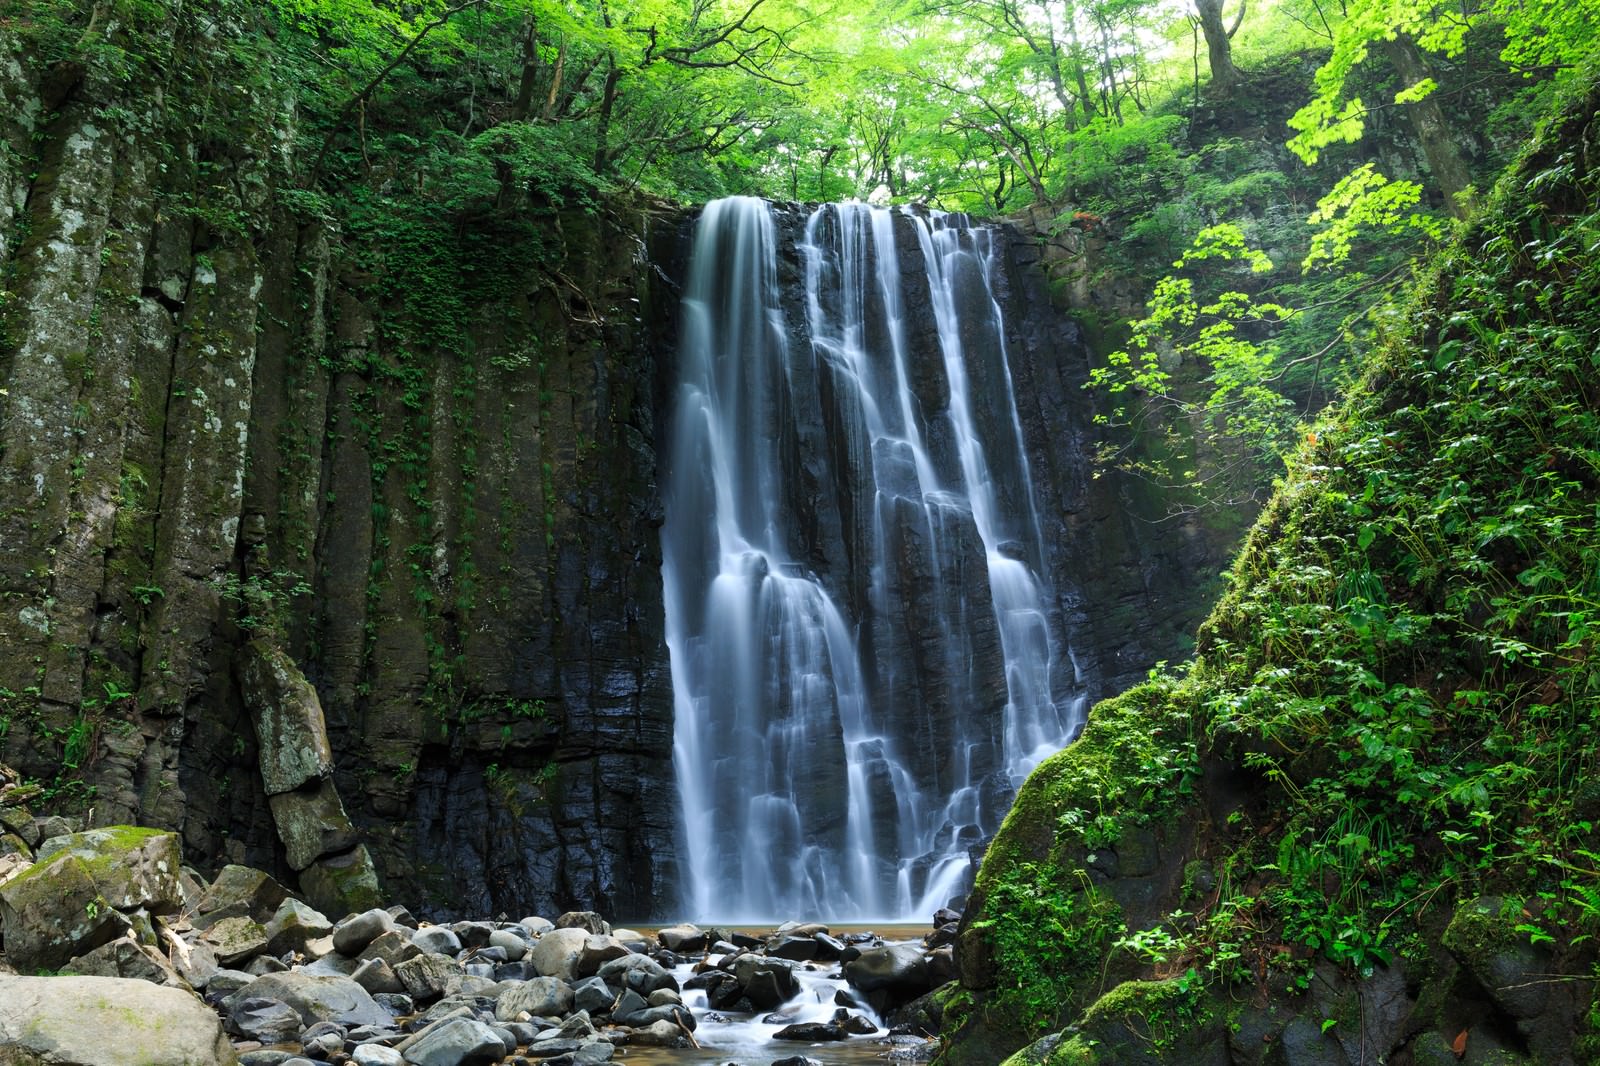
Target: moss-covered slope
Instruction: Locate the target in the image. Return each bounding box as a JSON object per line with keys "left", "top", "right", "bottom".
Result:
{"left": 942, "top": 61, "right": 1600, "bottom": 1066}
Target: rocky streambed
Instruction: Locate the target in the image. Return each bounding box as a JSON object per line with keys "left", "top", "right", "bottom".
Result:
{"left": 0, "top": 810, "right": 958, "bottom": 1066}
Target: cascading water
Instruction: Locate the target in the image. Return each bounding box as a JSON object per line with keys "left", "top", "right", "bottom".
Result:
{"left": 662, "top": 197, "right": 1084, "bottom": 922}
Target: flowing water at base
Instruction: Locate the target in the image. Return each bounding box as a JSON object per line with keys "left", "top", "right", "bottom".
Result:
{"left": 617, "top": 923, "right": 936, "bottom": 1066}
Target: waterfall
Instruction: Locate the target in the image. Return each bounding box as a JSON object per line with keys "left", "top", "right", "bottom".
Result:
{"left": 661, "top": 197, "right": 1083, "bottom": 922}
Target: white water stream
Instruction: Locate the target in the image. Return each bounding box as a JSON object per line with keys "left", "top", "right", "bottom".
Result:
{"left": 661, "top": 198, "right": 1083, "bottom": 923}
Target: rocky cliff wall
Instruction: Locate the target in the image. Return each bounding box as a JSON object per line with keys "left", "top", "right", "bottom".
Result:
{"left": 0, "top": 11, "right": 685, "bottom": 919}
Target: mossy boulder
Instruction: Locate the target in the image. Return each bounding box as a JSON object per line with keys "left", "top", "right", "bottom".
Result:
{"left": 298, "top": 844, "right": 384, "bottom": 920}
{"left": 0, "top": 827, "right": 181, "bottom": 971}
{"left": 999, "top": 979, "right": 1230, "bottom": 1066}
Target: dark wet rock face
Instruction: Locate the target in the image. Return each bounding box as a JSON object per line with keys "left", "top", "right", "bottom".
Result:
{"left": 0, "top": 12, "right": 681, "bottom": 919}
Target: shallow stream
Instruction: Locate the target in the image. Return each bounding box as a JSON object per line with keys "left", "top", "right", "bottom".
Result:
{"left": 612, "top": 923, "right": 936, "bottom": 1066}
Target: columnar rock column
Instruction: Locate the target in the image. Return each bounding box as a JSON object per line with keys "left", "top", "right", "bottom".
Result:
{"left": 240, "top": 642, "right": 380, "bottom": 917}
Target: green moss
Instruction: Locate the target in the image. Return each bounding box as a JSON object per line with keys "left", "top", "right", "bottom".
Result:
{"left": 980, "top": 677, "right": 1200, "bottom": 880}
{"left": 971, "top": 861, "right": 1125, "bottom": 1039}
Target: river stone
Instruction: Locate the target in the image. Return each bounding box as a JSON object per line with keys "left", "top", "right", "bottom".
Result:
{"left": 265, "top": 899, "right": 336, "bottom": 956}
{"left": 657, "top": 923, "right": 708, "bottom": 953}
{"left": 597, "top": 953, "right": 678, "bottom": 994}
{"left": 773, "top": 1021, "right": 846, "bottom": 1041}
{"left": 572, "top": 1045, "right": 614, "bottom": 1064}
{"left": 616, "top": 1004, "right": 695, "bottom": 1030}
{"left": 395, "top": 952, "right": 465, "bottom": 1002}
{"left": 360, "top": 929, "right": 423, "bottom": 968}
{"left": 495, "top": 961, "right": 537, "bottom": 982}
{"left": 613, "top": 988, "right": 649, "bottom": 1018}
{"left": 627, "top": 1019, "right": 688, "bottom": 1047}
{"left": 770, "top": 1059, "right": 823, "bottom": 1066}
{"left": 520, "top": 916, "right": 555, "bottom": 935}
{"left": 229, "top": 996, "right": 304, "bottom": 1043}
{"left": 769, "top": 936, "right": 818, "bottom": 962}
{"left": 813, "top": 933, "right": 846, "bottom": 960}
{"left": 303, "top": 1026, "right": 348, "bottom": 1058}
{"left": 195, "top": 865, "right": 290, "bottom": 929}
{"left": 554, "top": 911, "right": 608, "bottom": 934}
{"left": 352, "top": 956, "right": 406, "bottom": 994}
{"left": 843, "top": 944, "right": 930, "bottom": 1008}
{"left": 576, "top": 933, "right": 631, "bottom": 976}
{"left": 0, "top": 974, "right": 237, "bottom": 1065}
{"left": 496, "top": 975, "right": 575, "bottom": 1020}
{"left": 374, "top": 992, "right": 414, "bottom": 1015}
{"left": 334, "top": 908, "right": 395, "bottom": 956}
{"left": 205, "top": 915, "right": 270, "bottom": 966}
{"left": 66, "top": 936, "right": 190, "bottom": 987}
{"left": 572, "top": 975, "right": 617, "bottom": 1014}
{"left": 647, "top": 988, "right": 682, "bottom": 1007}
{"left": 398, "top": 1017, "right": 505, "bottom": 1066}
{"left": 835, "top": 1009, "right": 878, "bottom": 1034}
{"left": 531, "top": 926, "right": 590, "bottom": 979}
{"left": 352, "top": 1047, "right": 405, "bottom": 1066}
{"left": 524, "top": 1037, "right": 579, "bottom": 1054}
{"left": 233, "top": 971, "right": 392, "bottom": 1028}
{"left": 451, "top": 921, "right": 493, "bottom": 949}
{"left": 411, "top": 925, "right": 462, "bottom": 956}
{"left": 248, "top": 954, "right": 291, "bottom": 975}
{"left": 489, "top": 928, "right": 528, "bottom": 960}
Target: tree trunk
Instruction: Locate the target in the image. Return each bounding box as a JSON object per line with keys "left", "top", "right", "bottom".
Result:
{"left": 1194, "top": 0, "right": 1241, "bottom": 95}
{"left": 593, "top": 59, "right": 622, "bottom": 174}
{"left": 1382, "top": 35, "right": 1474, "bottom": 218}
{"left": 511, "top": 13, "right": 539, "bottom": 121}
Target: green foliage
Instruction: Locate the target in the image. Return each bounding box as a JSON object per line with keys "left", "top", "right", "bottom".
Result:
{"left": 977, "top": 862, "right": 1125, "bottom": 1034}
{"left": 965, "top": 64, "right": 1600, "bottom": 1058}
{"left": 1287, "top": 0, "right": 1600, "bottom": 165}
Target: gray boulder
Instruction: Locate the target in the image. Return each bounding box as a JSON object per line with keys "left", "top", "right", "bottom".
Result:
{"left": 576, "top": 933, "right": 631, "bottom": 977}
{"left": 229, "top": 997, "right": 304, "bottom": 1043}
{"left": 0, "top": 974, "right": 237, "bottom": 1065}
{"left": 233, "top": 971, "right": 392, "bottom": 1028}
{"left": 410, "top": 925, "right": 462, "bottom": 956}
{"left": 572, "top": 975, "right": 617, "bottom": 1014}
{"left": 194, "top": 864, "right": 290, "bottom": 929}
{"left": 554, "top": 911, "right": 608, "bottom": 934}
{"left": 394, "top": 952, "right": 464, "bottom": 1002}
{"left": 0, "top": 827, "right": 182, "bottom": 970}
{"left": 398, "top": 1017, "right": 505, "bottom": 1066}
{"left": 657, "top": 923, "right": 708, "bottom": 953}
{"left": 488, "top": 928, "right": 528, "bottom": 960}
{"left": 264, "top": 899, "right": 335, "bottom": 956}
{"left": 352, "top": 1047, "right": 405, "bottom": 1066}
{"left": 203, "top": 916, "right": 269, "bottom": 967}
{"left": 66, "top": 936, "right": 191, "bottom": 988}
{"left": 843, "top": 944, "right": 930, "bottom": 1010}
{"left": 596, "top": 953, "right": 678, "bottom": 995}
{"left": 333, "top": 908, "right": 395, "bottom": 956}
{"left": 531, "top": 926, "right": 590, "bottom": 980}
{"left": 496, "top": 975, "right": 575, "bottom": 1020}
